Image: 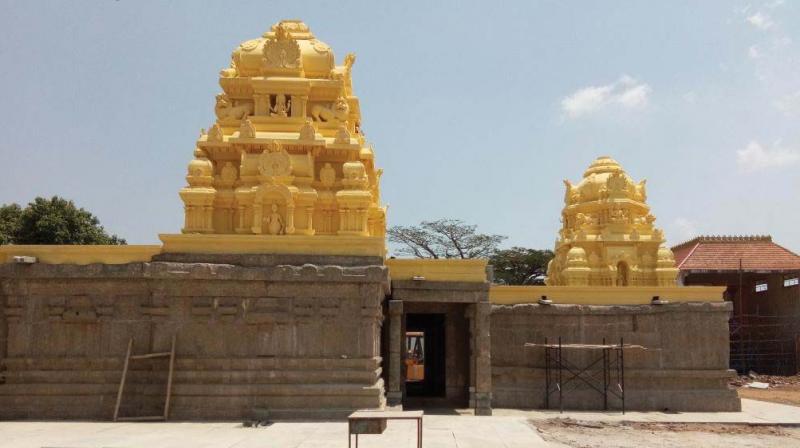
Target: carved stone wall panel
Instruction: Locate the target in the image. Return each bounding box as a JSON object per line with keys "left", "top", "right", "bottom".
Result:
{"left": 0, "top": 257, "right": 388, "bottom": 419}
{"left": 490, "top": 302, "right": 740, "bottom": 412}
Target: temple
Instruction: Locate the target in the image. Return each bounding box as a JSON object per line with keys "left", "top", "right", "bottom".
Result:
{"left": 547, "top": 156, "right": 678, "bottom": 287}
{"left": 0, "top": 20, "right": 741, "bottom": 420}
{"left": 167, "top": 19, "right": 386, "bottom": 257}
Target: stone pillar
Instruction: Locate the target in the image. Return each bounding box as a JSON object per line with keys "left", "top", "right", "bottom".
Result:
{"left": 286, "top": 204, "right": 296, "bottom": 234}
{"left": 474, "top": 302, "right": 492, "bottom": 415}
{"left": 0, "top": 295, "right": 6, "bottom": 384}
{"left": 387, "top": 300, "right": 403, "bottom": 406}
{"left": 291, "top": 95, "right": 307, "bottom": 118}
{"left": 465, "top": 305, "right": 476, "bottom": 409}
{"left": 251, "top": 203, "right": 263, "bottom": 234}
{"left": 254, "top": 94, "right": 270, "bottom": 116}
{"left": 305, "top": 206, "right": 314, "bottom": 235}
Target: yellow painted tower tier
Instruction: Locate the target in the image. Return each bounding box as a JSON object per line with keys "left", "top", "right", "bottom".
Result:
{"left": 163, "top": 20, "right": 387, "bottom": 256}
{"left": 545, "top": 156, "right": 679, "bottom": 287}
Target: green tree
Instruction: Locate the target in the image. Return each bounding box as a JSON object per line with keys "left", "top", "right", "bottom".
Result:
{"left": 388, "top": 219, "right": 506, "bottom": 259}
{"left": 489, "top": 247, "right": 554, "bottom": 285}
{"left": 0, "top": 203, "right": 22, "bottom": 245}
{"left": 2, "top": 196, "right": 125, "bottom": 245}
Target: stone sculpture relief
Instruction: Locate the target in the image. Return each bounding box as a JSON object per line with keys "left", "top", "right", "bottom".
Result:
{"left": 311, "top": 97, "right": 349, "bottom": 123}
{"left": 320, "top": 163, "right": 336, "bottom": 187}
{"left": 239, "top": 118, "right": 256, "bottom": 138}
{"left": 258, "top": 145, "right": 292, "bottom": 178}
{"left": 271, "top": 93, "right": 290, "bottom": 117}
{"left": 298, "top": 119, "right": 316, "bottom": 141}
{"left": 215, "top": 94, "right": 253, "bottom": 120}
{"left": 220, "top": 162, "right": 238, "bottom": 184}
{"left": 265, "top": 204, "right": 285, "bottom": 235}
{"left": 263, "top": 23, "right": 301, "bottom": 69}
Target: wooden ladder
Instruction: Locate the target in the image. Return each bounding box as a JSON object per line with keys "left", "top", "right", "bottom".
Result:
{"left": 113, "top": 334, "right": 177, "bottom": 422}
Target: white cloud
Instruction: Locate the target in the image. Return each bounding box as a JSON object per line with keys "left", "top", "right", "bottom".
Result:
{"left": 748, "top": 45, "right": 761, "bottom": 59}
{"left": 774, "top": 90, "right": 800, "bottom": 116}
{"left": 772, "top": 36, "right": 792, "bottom": 49}
{"left": 561, "top": 75, "right": 651, "bottom": 119}
{"left": 747, "top": 12, "right": 774, "bottom": 30}
{"left": 767, "top": 0, "right": 785, "bottom": 9}
{"left": 737, "top": 140, "right": 800, "bottom": 172}
{"left": 682, "top": 91, "right": 697, "bottom": 103}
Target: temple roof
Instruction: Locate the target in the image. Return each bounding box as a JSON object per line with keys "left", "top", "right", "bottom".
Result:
{"left": 566, "top": 156, "right": 644, "bottom": 206}
{"left": 673, "top": 236, "right": 800, "bottom": 272}
{"left": 547, "top": 156, "right": 676, "bottom": 287}
{"left": 582, "top": 155, "right": 624, "bottom": 177}
{"left": 222, "top": 20, "right": 336, "bottom": 79}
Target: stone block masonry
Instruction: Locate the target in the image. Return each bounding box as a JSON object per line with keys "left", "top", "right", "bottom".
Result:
{"left": 491, "top": 302, "right": 741, "bottom": 412}
{"left": 0, "top": 255, "right": 388, "bottom": 420}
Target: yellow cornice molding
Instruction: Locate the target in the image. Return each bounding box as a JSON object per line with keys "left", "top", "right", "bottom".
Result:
{"left": 490, "top": 285, "right": 725, "bottom": 305}
{"left": 386, "top": 258, "right": 488, "bottom": 283}
{"left": 159, "top": 233, "right": 385, "bottom": 257}
{"left": 0, "top": 245, "right": 161, "bottom": 265}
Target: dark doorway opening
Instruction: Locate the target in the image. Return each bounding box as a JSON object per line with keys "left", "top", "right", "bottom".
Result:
{"left": 405, "top": 313, "right": 446, "bottom": 397}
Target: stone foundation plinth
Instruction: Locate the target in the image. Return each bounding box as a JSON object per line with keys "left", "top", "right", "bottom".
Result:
{"left": 490, "top": 302, "right": 741, "bottom": 412}
{"left": 0, "top": 255, "right": 388, "bottom": 420}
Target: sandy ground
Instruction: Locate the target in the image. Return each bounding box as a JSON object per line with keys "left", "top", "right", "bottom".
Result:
{"left": 734, "top": 375, "right": 800, "bottom": 407}
{"left": 738, "top": 385, "right": 800, "bottom": 406}
{"left": 533, "top": 418, "right": 800, "bottom": 448}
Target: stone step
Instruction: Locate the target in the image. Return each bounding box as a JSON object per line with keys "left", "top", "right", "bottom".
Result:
{"left": 0, "top": 388, "right": 386, "bottom": 420}
{"left": 2, "top": 367, "right": 382, "bottom": 385}
{"left": 2, "top": 356, "right": 382, "bottom": 371}
{"left": 0, "top": 380, "right": 385, "bottom": 397}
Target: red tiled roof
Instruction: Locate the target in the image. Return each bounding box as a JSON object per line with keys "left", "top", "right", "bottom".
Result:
{"left": 672, "top": 236, "right": 800, "bottom": 272}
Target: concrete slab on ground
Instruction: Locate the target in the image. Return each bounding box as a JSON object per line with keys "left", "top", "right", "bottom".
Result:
{"left": 0, "top": 416, "right": 548, "bottom": 448}
{"left": 2, "top": 400, "right": 799, "bottom": 448}
{"left": 496, "top": 399, "right": 800, "bottom": 425}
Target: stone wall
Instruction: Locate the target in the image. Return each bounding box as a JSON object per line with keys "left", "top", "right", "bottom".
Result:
{"left": 0, "top": 255, "right": 388, "bottom": 420}
{"left": 491, "top": 302, "right": 741, "bottom": 412}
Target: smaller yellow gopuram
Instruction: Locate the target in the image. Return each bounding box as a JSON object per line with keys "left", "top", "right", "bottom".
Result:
{"left": 176, "top": 20, "right": 385, "bottom": 252}
{"left": 546, "top": 156, "right": 679, "bottom": 287}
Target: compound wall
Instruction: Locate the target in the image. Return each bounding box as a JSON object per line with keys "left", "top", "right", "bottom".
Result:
{"left": 491, "top": 302, "right": 741, "bottom": 412}
{"left": 0, "top": 254, "right": 388, "bottom": 420}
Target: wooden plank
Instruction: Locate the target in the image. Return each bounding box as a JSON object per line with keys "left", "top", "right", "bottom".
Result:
{"left": 163, "top": 334, "right": 176, "bottom": 421}
{"left": 130, "top": 352, "right": 171, "bottom": 360}
{"left": 349, "top": 410, "right": 424, "bottom": 419}
{"left": 524, "top": 343, "right": 648, "bottom": 350}
{"left": 113, "top": 338, "right": 133, "bottom": 422}
{"left": 116, "top": 416, "right": 166, "bottom": 422}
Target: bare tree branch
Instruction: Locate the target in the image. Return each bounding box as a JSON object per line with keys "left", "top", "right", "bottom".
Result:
{"left": 388, "top": 219, "right": 506, "bottom": 259}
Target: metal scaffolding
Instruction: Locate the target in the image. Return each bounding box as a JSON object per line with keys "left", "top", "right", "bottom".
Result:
{"left": 730, "top": 314, "right": 799, "bottom": 375}
{"left": 526, "top": 337, "right": 645, "bottom": 414}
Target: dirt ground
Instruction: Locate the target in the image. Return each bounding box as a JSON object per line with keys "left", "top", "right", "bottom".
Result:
{"left": 533, "top": 418, "right": 800, "bottom": 448}
{"left": 733, "top": 374, "right": 800, "bottom": 406}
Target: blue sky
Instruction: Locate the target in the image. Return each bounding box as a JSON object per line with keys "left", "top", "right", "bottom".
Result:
{"left": 1, "top": 1, "right": 798, "bottom": 252}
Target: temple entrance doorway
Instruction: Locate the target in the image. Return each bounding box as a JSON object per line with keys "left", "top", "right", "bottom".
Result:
{"left": 405, "top": 313, "right": 446, "bottom": 398}
{"left": 385, "top": 289, "right": 489, "bottom": 414}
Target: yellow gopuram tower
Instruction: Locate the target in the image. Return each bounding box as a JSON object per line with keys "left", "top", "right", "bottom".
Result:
{"left": 546, "top": 156, "right": 679, "bottom": 287}
{"left": 162, "top": 20, "right": 386, "bottom": 257}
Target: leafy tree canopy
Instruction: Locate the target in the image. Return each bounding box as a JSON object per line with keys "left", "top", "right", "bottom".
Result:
{"left": 489, "top": 247, "right": 554, "bottom": 285}
{"left": 0, "top": 196, "right": 125, "bottom": 245}
{"left": 0, "top": 203, "right": 22, "bottom": 245}
{"left": 388, "top": 219, "right": 506, "bottom": 259}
